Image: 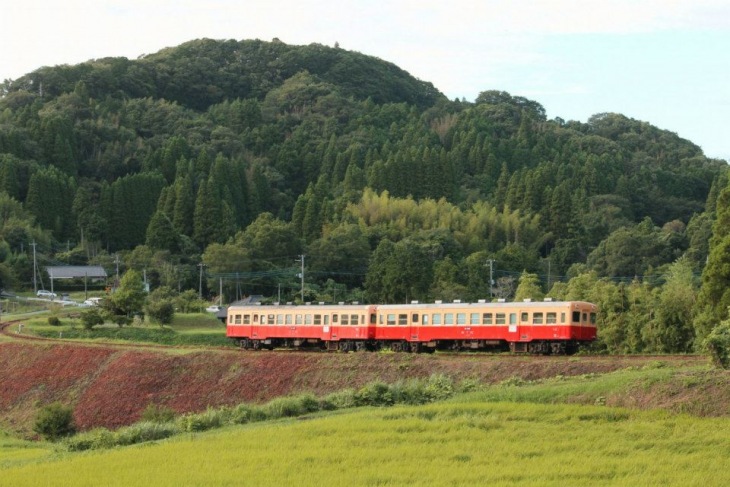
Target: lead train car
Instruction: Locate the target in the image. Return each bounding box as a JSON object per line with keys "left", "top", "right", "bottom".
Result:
{"left": 226, "top": 300, "right": 597, "bottom": 354}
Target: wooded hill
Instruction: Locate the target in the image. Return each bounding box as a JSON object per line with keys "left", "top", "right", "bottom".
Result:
{"left": 1, "top": 38, "right": 729, "bottom": 353}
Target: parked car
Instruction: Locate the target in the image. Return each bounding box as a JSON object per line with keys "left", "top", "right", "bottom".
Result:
{"left": 205, "top": 305, "right": 222, "bottom": 313}
{"left": 36, "top": 290, "right": 57, "bottom": 298}
{"left": 83, "top": 297, "right": 103, "bottom": 307}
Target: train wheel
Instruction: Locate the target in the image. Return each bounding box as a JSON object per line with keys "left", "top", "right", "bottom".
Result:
{"left": 252, "top": 340, "right": 262, "bottom": 350}
{"left": 410, "top": 342, "right": 422, "bottom": 354}
{"left": 339, "top": 341, "right": 350, "bottom": 352}
{"left": 355, "top": 341, "right": 367, "bottom": 352}
{"left": 390, "top": 342, "right": 402, "bottom": 352}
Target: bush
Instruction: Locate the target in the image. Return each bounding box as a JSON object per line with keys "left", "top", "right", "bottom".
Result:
{"left": 47, "top": 316, "right": 61, "bottom": 327}
{"left": 229, "top": 404, "right": 267, "bottom": 424}
{"left": 141, "top": 403, "right": 177, "bottom": 423}
{"left": 34, "top": 402, "right": 76, "bottom": 441}
{"left": 704, "top": 321, "right": 730, "bottom": 369}
{"left": 355, "top": 381, "right": 394, "bottom": 407}
{"left": 264, "top": 394, "right": 320, "bottom": 419}
{"left": 80, "top": 309, "right": 104, "bottom": 330}
{"left": 323, "top": 389, "right": 357, "bottom": 409}
{"left": 115, "top": 421, "right": 179, "bottom": 445}
{"left": 65, "top": 428, "right": 116, "bottom": 451}
{"left": 178, "top": 408, "right": 230, "bottom": 432}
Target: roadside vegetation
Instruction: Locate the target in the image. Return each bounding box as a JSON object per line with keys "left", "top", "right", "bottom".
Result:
{"left": 1, "top": 368, "right": 728, "bottom": 486}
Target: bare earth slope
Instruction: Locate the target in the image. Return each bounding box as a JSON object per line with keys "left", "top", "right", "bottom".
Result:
{"left": 0, "top": 341, "right": 726, "bottom": 436}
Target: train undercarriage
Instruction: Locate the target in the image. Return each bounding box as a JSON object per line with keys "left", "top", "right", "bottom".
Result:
{"left": 236, "top": 338, "right": 580, "bottom": 355}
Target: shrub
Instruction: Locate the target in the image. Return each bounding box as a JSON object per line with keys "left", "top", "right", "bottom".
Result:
{"left": 34, "top": 402, "right": 76, "bottom": 441}
{"left": 65, "top": 428, "right": 116, "bottom": 451}
{"left": 355, "top": 381, "right": 394, "bottom": 407}
{"left": 80, "top": 309, "right": 104, "bottom": 330}
{"left": 324, "top": 389, "right": 357, "bottom": 409}
{"left": 704, "top": 321, "right": 730, "bottom": 369}
{"left": 115, "top": 421, "right": 179, "bottom": 445}
{"left": 141, "top": 403, "right": 177, "bottom": 423}
{"left": 178, "top": 408, "right": 230, "bottom": 432}
{"left": 264, "top": 394, "right": 320, "bottom": 419}
{"left": 230, "top": 404, "right": 267, "bottom": 424}
{"left": 47, "top": 316, "right": 61, "bottom": 327}
{"left": 424, "top": 374, "right": 454, "bottom": 401}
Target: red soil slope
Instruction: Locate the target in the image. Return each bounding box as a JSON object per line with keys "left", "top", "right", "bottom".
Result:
{"left": 0, "top": 341, "right": 722, "bottom": 436}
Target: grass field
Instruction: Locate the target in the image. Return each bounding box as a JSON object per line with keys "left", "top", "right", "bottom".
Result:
{"left": 1, "top": 400, "right": 728, "bottom": 486}
{"left": 16, "top": 312, "right": 233, "bottom": 347}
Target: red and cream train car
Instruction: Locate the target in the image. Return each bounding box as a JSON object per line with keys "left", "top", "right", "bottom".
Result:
{"left": 226, "top": 299, "right": 597, "bottom": 354}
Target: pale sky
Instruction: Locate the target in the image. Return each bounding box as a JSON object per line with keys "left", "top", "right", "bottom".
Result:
{"left": 2, "top": 0, "right": 729, "bottom": 160}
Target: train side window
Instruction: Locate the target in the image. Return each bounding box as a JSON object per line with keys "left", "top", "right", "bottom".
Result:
{"left": 432, "top": 314, "right": 442, "bottom": 325}
{"left": 510, "top": 313, "right": 517, "bottom": 325}
{"left": 276, "top": 314, "right": 284, "bottom": 325}
{"left": 483, "top": 313, "right": 493, "bottom": 325}
{"left": 235, "top": 314, "right": 242, "bottom": 325}
{"left": 260, "top": 315, "right": 267, "bottom": 325}
{"left": 286, "top": 314, "right": 293, "bottom": 325}
{"left": 470, "top": 313, "right": 480, "bottom": 325}
{"left": 422, "top": 314, "right": 429, "bottom": 325}
{"left": 560, "top": 312, "right": 566, "bottom": 323}
{"left": 546, "top": 312, "right": 556, "bottom": 324}
{"left": 314, "top": 314, "right": 322, "bottom": 325}
{"left": 243, "top": 315, "right": 251, "bottom": 325}
{"left": 295, "top": 314, "right": 303, "bottom": 325}
{"left": 351, "top": 315, "right": 359, "bottom": 325}
{"left": 590, "top": 313, "right": 596, "bottom": 324}
{"left": 398, "top": 314, "right": 408, "bottom": 325}
{"left": 268, "top": 314, "right": 275, "bottom": 324}
{"left": 333, "top": 314, "right": 338, "bottom": 323}
{"left": 444, "top": 313, "right": 454, "bottom": 325}
{"left": 387, "top": 314, "right": 396, "bottom": 326}
{"left": 412, "top": 313, "right": 419, "bottom": 323}
{"left": 305, "top": 314, "right": 312, "bottom": 325}
{"left": 572, "top": 311, "right": 580, "bottom": 323}
{"left": 496, "top": 313, "right": 505, "bottom": 325}
{"left": 456, "top": 313, "right": 466, "bottom": 325}
{"left": 533, "top": 312, "right": 543, "bottom": 325}
{"left": 342, "top": 314, "right": 349, "bottom": 325}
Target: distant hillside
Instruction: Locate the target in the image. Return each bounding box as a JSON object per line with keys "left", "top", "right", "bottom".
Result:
{"left": 4, "top": 38, "right": 444, "bottom": 110}
{"left": 0, "top": 38, "right": 727, "bottom": 322}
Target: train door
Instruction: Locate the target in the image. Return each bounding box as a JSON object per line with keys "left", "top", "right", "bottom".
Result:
{"left": 409, "top": 311, "right": 420, "bottom": 341}
{"left": 519, "top": 310, "right": 531, "bottom": 341}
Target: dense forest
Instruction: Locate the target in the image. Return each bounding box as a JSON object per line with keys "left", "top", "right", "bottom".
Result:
{"left": 1, "top": 38, "right": 729, "bottom": 353}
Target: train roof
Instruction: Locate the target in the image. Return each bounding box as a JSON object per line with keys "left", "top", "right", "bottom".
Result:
{"left": 227, "top": 300, "right": 596, "bottom": 310}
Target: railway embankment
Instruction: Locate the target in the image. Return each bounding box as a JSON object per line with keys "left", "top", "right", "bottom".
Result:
{"left": 0, "top": 340, "right": 726, "bottom": 437}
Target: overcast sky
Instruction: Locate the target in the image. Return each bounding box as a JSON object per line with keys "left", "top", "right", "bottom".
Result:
{"left": 2, "top": 0, "right": 729, "bottom": 160}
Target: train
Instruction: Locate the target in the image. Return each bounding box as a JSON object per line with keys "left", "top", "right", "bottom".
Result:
{"left": 225, "top": 299, "right": 598, "bottom": 354}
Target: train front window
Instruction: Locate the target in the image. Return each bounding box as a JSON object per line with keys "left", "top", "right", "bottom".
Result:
{"left": 583, "top": 313, "right": 588, "bottom": 323}
{"left": 572, "top": 311, "right": 581, "bottom": 323}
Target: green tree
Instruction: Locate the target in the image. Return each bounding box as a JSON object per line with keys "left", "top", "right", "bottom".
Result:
{"left": 514, "top": 271, "right": 544, "bottom": 301}
{"left": 145, "top": 286, "right": 176, "bottom": 326}
{"left": 33, "top": 402, "right": 76, "bottom": 441}
{"left": 106, "top": 269, "right": 146, "bottom": 323}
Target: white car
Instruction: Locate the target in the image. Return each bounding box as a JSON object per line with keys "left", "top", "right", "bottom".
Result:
{"left": 83, "top": 297, "right": 103, "bottom": 307}
{"left": 36, "top": 290, "right": 57, "bottom": 298}
{"left": 205, "top": 305, "right": 222, "bottom": 313}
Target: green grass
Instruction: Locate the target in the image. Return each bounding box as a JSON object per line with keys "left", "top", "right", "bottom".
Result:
{"left": 19, "top": 313, "right": 234, "bottom": 348}
{"left": 0, "top": 429, "right": 53, "bottom": 469}
{"left": 1, "top": 401, "right": 728, "bottom": 486}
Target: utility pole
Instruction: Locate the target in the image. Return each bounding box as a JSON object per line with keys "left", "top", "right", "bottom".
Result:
{"left": 114, "top": 254, "right": 120, "bottom": 283}
{"left": 198, "top": 263, "right": 206, "bottom": 298}
{"left": 31, "top": 241, "right": 37, "bottom": 293}
{"left": 296, "top": 255, "right": 305, "bottom": 302}
{"left": 486, "top": 259, "right": 495, "bottom": 299}
{"left": 219, "top": 277, "right": 223, "bottom": 306}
